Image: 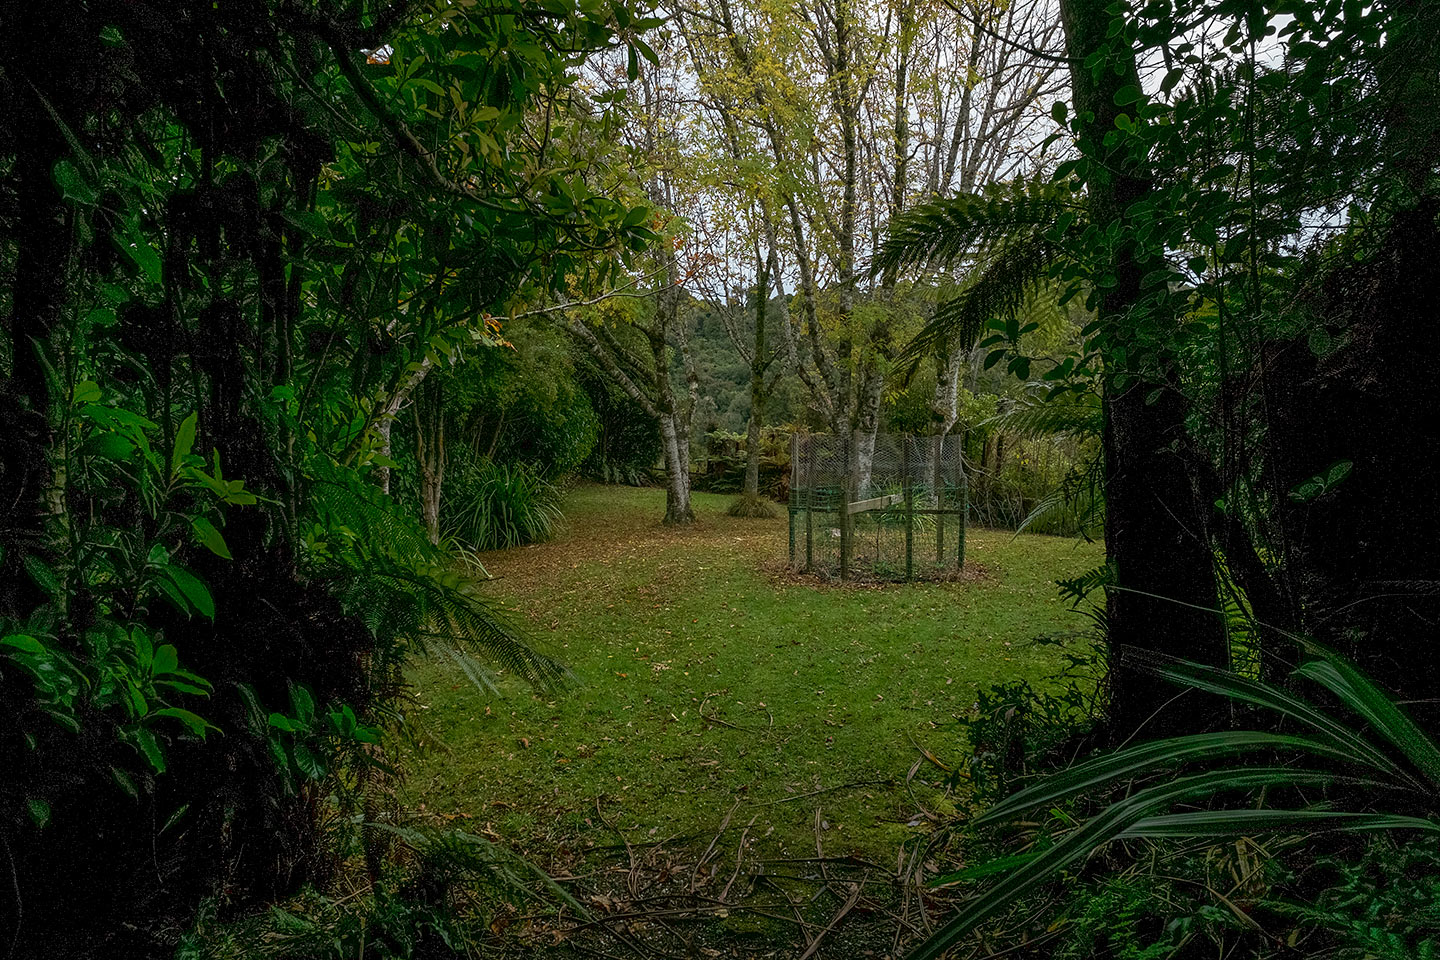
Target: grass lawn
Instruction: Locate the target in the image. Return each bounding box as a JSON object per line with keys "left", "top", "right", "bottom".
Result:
{"left": 402, "top": 483, "right": 1102, "bottom": 865}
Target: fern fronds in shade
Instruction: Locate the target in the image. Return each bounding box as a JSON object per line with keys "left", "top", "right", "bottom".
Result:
{"left": 901, "top": 231, "right": 1064, "bottom": 362}
{"left": 983, "top": 397, "right": 1103, "bottom": 439}
{"left": 874, "top": 176, "right": 1077, "bottom": 275}
{"left": 328, "top": 555, "right": 568, "bottom": 691}
{"left": 368, "top": 823, "right": 587, "bottom": 913}
{"left": 305, "top": 460, "right": 568, "bottom": 691}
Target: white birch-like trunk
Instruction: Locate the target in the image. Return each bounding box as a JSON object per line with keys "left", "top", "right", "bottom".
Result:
{"left": 659, "top": 414, "right": 694, "bottom": 525}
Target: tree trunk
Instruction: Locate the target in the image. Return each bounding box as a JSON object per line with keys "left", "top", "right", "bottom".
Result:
{"left": 1266, "top": 201, "right": 1440, "bottom": 714}
{"left": 728, "top": 255, "right": 776, "bottom": 518}
{"left": 414, "top": 378, "right": 445, "bottom": 545}
{"left": 659, "top": 414, "right": 694, "bottom": 525}
{"left": 850, "top": 370, "right": 885, "bottom": 497}
{"left": 1060, "top": 0, "right": 1226, "bottom": 737}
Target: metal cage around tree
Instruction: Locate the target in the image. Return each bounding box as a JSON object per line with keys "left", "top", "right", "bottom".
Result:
{"left": 787, "top": 432, "right": 968, "bottom": 581}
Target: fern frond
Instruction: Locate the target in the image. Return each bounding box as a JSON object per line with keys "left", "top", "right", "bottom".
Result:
{"left": 984, "top": 399, "right": 1103, "bottom": 439}
{"left": 370, "top": 822, "right": 587, "bottom": 912}
{"left": 1014, "top": 457, "right": 1105, "bottom": 541}
{"left": 902, "top": 231, "right": 1064, "bottom": 361}
{"left": 304, "top": 457, "right": 567, "bottom": 691}
{"left": 326, "top": 556, "right": 568, "bottom": 691}
{"left": 875, "top": 177, "right": 1076, "bottom": 274}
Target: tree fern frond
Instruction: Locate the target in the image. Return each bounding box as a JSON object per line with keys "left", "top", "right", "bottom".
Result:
{"left": 984, "top": 399, "right": 1103, "bottom": 439}
{"left": 1014, "top": 457, "right": 1105, "bottom": 541}
{"left": 874, "top": 177, "right": 1076, "bottom": 274}
{"left": 303, "top": 458, "right": 568, "bottom": 691}
{"left": 902, "top": 231, "right": 1063, "bottom": 361}
{"left": 370, "top": 823, "right": 587, "bottom": 913}
{"left": 327, "top": 556, "right": 569, "bottom": 690}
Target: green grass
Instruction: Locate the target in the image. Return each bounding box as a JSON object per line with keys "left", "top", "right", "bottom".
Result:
{"left": 402, "top": 483, "right": 1102, "bottom": 862}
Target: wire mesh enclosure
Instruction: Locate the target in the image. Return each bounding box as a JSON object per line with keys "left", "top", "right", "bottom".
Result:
{"left": 787, "top": 432, "right": 968, "bottom": 581}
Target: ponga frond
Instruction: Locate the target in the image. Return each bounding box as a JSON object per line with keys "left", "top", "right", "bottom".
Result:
{"left": 874, "top": 176, "right": 1077, "bottom": 275}
{"left": 902, "top": 231, "right": 1065, "bottom": 362}
{"left": 305, "top": 458, "right": 568, "bottom": 692}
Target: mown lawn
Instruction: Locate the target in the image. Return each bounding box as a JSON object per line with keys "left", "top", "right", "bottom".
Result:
{"left": 402, "top": 484, "right": 1102, "bottom": 863}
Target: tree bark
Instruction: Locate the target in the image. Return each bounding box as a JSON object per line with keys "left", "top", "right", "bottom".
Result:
{"left": 658, "top": 413, "right": 694, "bottom": 525}
{"left": 414, "top": 378, "right": 445, "bottom": 545}
{"left": 729, "top": 257, "right": 777, "bottom": 518}
{"left": 1060, "top": 0, "right": 1226, "bottom": 737}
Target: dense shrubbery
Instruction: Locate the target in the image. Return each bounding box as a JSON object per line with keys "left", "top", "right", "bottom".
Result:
{"left": 0, "top": 1, "right": 659, "bottom": 953}
{"left": 444, "top": 457, "right": 565, "bottom": 552}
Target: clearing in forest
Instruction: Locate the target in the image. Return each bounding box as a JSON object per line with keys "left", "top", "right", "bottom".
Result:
{"left": 403, "top": 484, "right": 1102, "bottom": 866}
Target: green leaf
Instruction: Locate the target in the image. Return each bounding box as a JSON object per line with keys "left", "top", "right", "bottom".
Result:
{"left": 171, "top": 412, "right": 197, "bottom": 477}
{"left": 1128, "top": 651, "right": 1410, "bottom": 784}
{"left": 159, "top": 804, "right": 191, "bottom": 836}
{"left": 163, "top": 565, "right": 215, "bottom": 620}
{"left": 86, "top": 307, "right": 118, "bottom": 328}
{"left": 191, "top": 517, "right": 232, "bottom": 560}
{"left": 53, "top": 159, "right": 98, "bottom": 205}
{"left": 120, "top": 219, "right": 163, "bottom": 284}
{"left": 290, "top": 684, "right": 316, "bottom": 724}
{"left": 1119, "top": 809, "right": 1440, "bottom": 839}
{"left": 976, "top": 731, "right": 1374, "bottom": 827}
{"left": 1293, "top": 648, "right": 1440, "bottom": 788}
{"left": 134, "top": 727, "right": 166, "bottom": 773}
{"left": 1113, "top": 84, "right": 1143, "bottom": 105}
{"left": 1050, "top": 100, "right": 1068, "bottom": 123}
{"left": 2, "top": 634, "right": 46, "bottom": 655}
{"left": 155, "top": 679, "right": 210, "bottom": 697}
{"left": 151, "top": 644, "right": 179, "bottom": 675}
{"left": 22, "top": 556, "right": 63, "bottom": 599}
{"left": 154, "top": 574, "right": 192, "bottom": 617}
{"left": 632, "top": 38, "right": 660, "bottom": 66}
{"left": 930, "top": 851, "right": 1042, "bottom": 887}
{"left": 111, "top": 766, "right": 139, "bottom": 799}
{"left": 80, "top": 431, "right": 135, "bottom": 461}
{"left": 152, "top": 707, "right": 213, "bottom": 738}
{"left": 73, "top": 381, "right": 102, "bottom": 404}
{"left": 27, "top": 797, "right": 51, "bottom": 829}
{"left": 909, "top": 769, "right": 1363, "bottom": 960}
{"left": 293, "top": 744, "right": 326, "bottom": 781}
{"left": 280, "top": 210, "right": 331, "bottom": 238}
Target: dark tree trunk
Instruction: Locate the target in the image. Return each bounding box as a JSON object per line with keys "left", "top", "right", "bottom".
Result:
{"left": 1266, "top": 201, "right": 1440, "bottom": 716}
{"left": 1, "top": 6, "right": 85, "bottom": 617}
{"left": 1060, "top": 0, "right": 1226, "bottom": 737}
{"left": 730, "top": 260, "right": 776, "bottom": 518}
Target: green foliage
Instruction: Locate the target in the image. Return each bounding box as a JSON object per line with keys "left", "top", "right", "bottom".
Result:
{"left": 180, "top": 823, "right": 582, "bottom": 959}
{"left": 956, "top": 636, "right": 1106, "bottom": 803}
{"left": 305, "top": 456, "right": 567, "bottom": 693}
{"left": 0, "top": 387, "right": 247, "bottom": 828}
{"left": 443, "top": 319, "right": 601, "bottom": 477}
{"left": 446, "top": 458, "right": 565, "bottom": 553}
{"left": 1270, "top": 836, "right": 1440, "bottom": 958}
{"left": 579, "top": 360, "right": 663, "bottom": 485}
{"left": 913, "top": 643, "right": 1440, "bottom": 960}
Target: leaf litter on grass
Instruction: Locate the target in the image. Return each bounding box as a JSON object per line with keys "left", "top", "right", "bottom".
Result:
{"left": 402, "top": 483, "right": 1103, "bottom": 955}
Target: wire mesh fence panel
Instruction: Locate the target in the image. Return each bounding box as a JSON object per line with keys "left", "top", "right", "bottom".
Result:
{"left": 788, "top": 432, "right": 968, "bottom": 581}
